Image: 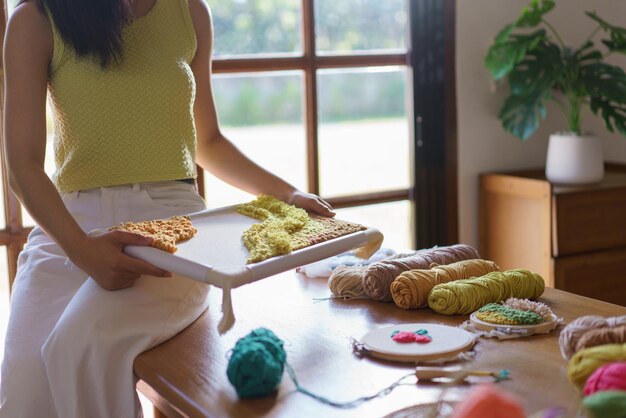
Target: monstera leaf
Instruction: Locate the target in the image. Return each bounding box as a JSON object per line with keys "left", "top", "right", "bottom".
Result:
{"left": 485, "top": 30, "right": 546, "bottom": 80}
{"left": 582, "top": 63, "right": 626, "bottom": 135}
{"left": 499, "top": 41, "right": 562, "bottom": 140}
{"left": 573, "top": 41, "right": 603, "bottom": 64}
{"left": 581, "top": 63, "right": 626, "bottom": 103}
{"left": 499, "top": 91, "right": 550, "bottom": 141}
{"left": 485, "top": 0, "right": 555, "bottom": 81}
{"left": 516, "top": 0, "right": 555, "bottom": 27}
{"left": 590, "top": 98, "right": 626, "bottom": 136}
{"left": 586, "top": 12, "right": 626, "bottom": 54}
{"left": 508, "top": 41, "right": 563, "bottom": 96}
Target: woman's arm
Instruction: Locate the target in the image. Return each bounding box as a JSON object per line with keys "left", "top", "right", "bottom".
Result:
{"left": 187, "top": 0, "right": 334, "bottom": 216}
{"left": 3, "top": 2, "right": 170, "bottom": 290}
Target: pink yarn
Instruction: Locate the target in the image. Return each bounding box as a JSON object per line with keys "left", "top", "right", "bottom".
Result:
{"left": 583, "top": 362, "right": 626, "bottom": 396}
{"left": 392, "top": 331, "right": 418, "bottom": 343}
{"left": 451, "top": 385, "right": 525, "bottom": 418}
{"left": 391, "top": 331, "right": 432, "bottom": 344}
{"left": 414, "top": 335, "right": 432, "bottom": 343}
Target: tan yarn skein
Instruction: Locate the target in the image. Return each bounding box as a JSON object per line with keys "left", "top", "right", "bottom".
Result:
{"left": 427, "top": 269, "right": 545, "bottom": 315}
{"left": 328, "top": 266, "right": 369, "bottom": 299}
{"left": 390, "top": 259, "right": 500, "bottom": 309}
{"left": 327, "top": 250, "right": 427, "bottom": 299}
{"left": 559, "top": 315, "right": 626, "bottom": 360}
{"left": 575, "top": 325, "right": 626, "bottom": 354}
{"left": 327, "top": 250, "right": 422, "bottom": 299}
{"left": 362, "top": 244, "right": 480, "bottom": 302}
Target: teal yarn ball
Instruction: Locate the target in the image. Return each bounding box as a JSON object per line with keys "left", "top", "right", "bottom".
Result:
{"left": 227, "top": 328, "right": 287, "bottom": 398}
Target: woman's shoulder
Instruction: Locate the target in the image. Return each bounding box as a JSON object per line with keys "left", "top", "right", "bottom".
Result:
{"left": 9, "top": 1, "right": 51, "bottom": 28}
{"left": 183, "top": 0, "right": 212, "bottom": 39}
{"left": 4, "top": 1, "right": 54, "bottom": 84}
{"left": 186, "top": 0, "right": 211, "bottom": 30}
{"left": 6, "top": 1, "right": 54, "bottom": 46}
{"left": 186, "top": 0, "right": 209, "bottom": 13}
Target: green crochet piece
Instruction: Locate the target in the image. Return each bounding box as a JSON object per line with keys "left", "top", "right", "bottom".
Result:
{"left": 476, "top": 303, "right": 543, "bottom": 325}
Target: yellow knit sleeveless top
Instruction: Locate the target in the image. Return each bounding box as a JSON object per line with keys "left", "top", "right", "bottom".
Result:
{"left": 47, "top": 0, "right": 197, "bottom": 192}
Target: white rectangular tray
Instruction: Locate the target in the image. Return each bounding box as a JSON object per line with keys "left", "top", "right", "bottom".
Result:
{"left": 123, "top": 205, "right": 383, "bottom": 290}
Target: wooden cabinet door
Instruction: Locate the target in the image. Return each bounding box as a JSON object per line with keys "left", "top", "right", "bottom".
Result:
{"left": 480, "top": 174, "right": 552, "bottom": 286}
{"left": 553, "top": 186, "right": 626, "bottom": 257}
{"left": 554, "top": 248, "right": 626, "bottom": 306}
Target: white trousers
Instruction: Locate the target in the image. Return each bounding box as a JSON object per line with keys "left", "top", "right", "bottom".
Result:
{"left": 0, "top": 181, "right": 210, "bottom": 418}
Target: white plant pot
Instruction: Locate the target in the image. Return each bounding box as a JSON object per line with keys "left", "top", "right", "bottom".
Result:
{"left": 545, "top": 133, "right": 604, "bottom": 185}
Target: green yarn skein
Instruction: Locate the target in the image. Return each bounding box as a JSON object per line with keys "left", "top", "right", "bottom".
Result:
{"left": 583, "top": 391, "right": 626, "bottom": 418}
{"left": 226, "top": 328, "right": 287, "bottom": 398}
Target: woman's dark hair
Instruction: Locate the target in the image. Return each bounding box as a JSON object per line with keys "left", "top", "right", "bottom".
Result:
{"left": 21, "top": 0, "right": 129, "bottom": 67}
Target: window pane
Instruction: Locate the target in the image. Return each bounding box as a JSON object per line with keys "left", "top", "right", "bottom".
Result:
{"left": 204, "top": 71, "right": 306, "bottom": 208}
{"left": 335, "top": 201, "right": 412, "bottom": 251}
{"left": 209, "top": 0, "right": 301, "bottom": 57}
{"left": 318, "top": 67, "right": 409, "bottom": 198}
{"left": 0, "top": 246, "right": 10, "bottom": 364}
{"left": 315, "top": 0, "right": 407, "bottom": 54}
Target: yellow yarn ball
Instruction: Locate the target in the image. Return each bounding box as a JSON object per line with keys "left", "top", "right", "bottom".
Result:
{"left": 567, "top": 343, "right": 626, "bottom": 390}
{"left": 427, "top": 269, "right": 545, "bottom": 315}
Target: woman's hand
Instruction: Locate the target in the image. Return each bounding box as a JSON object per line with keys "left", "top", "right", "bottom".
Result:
{"left": 69, "top": 230, "right": 172, "bottom": 291}
{"left": 288, "top": 190, "right": 335, "bottom": 217}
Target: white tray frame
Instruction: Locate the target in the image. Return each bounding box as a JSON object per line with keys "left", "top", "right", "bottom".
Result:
{"left": 123, "top": 205, "right": 383, "bottom": 290}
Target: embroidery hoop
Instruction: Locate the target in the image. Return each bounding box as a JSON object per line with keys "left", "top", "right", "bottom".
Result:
{"left": 469, "top": 312, "right": 560, "bottom": 336}
{"left": 359, "top": 323, "right": 476, "bottom": 363}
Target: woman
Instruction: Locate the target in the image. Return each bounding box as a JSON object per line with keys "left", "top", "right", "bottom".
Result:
{"left": 0, "top": 0, "right": 334, "bottom": 416}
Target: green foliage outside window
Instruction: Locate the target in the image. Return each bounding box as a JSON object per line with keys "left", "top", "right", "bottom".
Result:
{"left": 213, "top": 70, "right": 406, "bottom": 127}
{"left": 207, "top": 0, "right": 407, "bottom": 127}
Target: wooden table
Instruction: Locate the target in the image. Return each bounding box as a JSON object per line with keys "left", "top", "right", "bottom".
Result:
{"left": 134, "top": 271, "right": 626, "bottom": 418}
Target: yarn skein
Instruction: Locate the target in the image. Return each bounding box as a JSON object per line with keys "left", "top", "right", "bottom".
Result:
{"left": 450, "top": 384, "right": 526, "bottom": 418}
{"left": 328, "top": 266, "right": 369, "bottom": 299}
{"left": 567, "top": 343, "right": 626, "bottom": 390}
{"left": 427, "top": 269, "right": 545, "bottom": 315}
{"left": 327, "top": 250, "right": 421, "bottom": 299}
{"left": 558, "top": 315, "right": 626, "bottom": 360}
{"left": 227, "top": 328, "right": 287, "bottom": 398}
{"left": 582, "top": 391, "right": 626, "bottom": 418}
{"left": 363, "top": 244, "right": 480, "bottom": 302}
{"left": 575, "top": 325, "right": 626, "bottom": 355}
{"left": 390, "top": 259, "right": 500, "bottom": 309}
{"left": 583, "top": 362, "right": 626, "bottom": 395}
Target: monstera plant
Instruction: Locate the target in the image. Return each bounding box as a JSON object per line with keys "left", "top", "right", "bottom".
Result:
{"left": 485, "top": 0, "right": 626, "bottom": 184}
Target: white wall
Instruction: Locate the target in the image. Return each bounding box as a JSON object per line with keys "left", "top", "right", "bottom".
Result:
{"left": 456, "top": 0, "right": 626, "bottom": 248}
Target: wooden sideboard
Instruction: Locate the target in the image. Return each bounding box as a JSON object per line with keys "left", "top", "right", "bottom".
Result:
{"left": 480, "top": 164, "right": 626, "bottom": 306}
